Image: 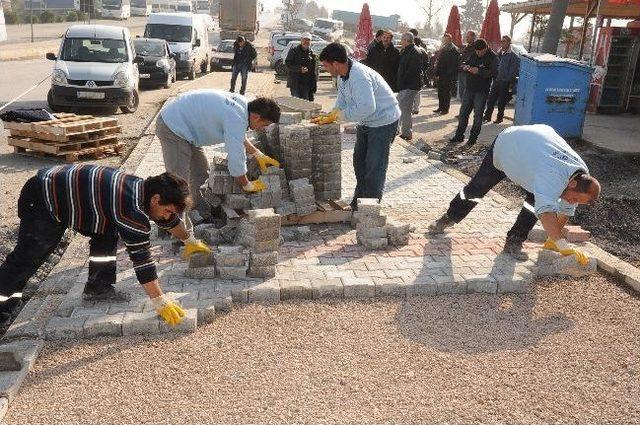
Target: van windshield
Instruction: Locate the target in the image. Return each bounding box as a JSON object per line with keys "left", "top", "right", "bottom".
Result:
{"left": 145, "top": 24, "right": 192, "bottom": 43}
{"left": 61, "top": 37, "right": 128, "bottom": 63}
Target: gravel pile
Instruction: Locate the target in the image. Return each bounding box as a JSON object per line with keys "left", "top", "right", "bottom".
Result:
{"left": 6, "top": 273, "right": 639, "bottom": 424}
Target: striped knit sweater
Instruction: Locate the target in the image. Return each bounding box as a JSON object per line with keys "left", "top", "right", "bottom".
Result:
{"left": 37, "top": 165, "right": 180, "bottom": 284}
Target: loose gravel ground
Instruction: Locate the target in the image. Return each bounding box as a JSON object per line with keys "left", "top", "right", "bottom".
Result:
{"left": 7, "top": 272, "right": 639, "bottom": 425}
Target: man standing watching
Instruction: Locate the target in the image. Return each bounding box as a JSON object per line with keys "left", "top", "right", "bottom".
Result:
{"left": 285, "top": 33, "right": 317, "bottom": 101}
{"left": 313, "top": 42, "right": 401, "bottom": 210}
{"left": 156, "top": 89, "right": 281, "bottom": 224}
{"left": 449, "top": 38, "right": 498, "bottom": 148}
{"left": 396, "top": 32, "right": 423, "bottom": 141}
{"left": 484, "top": 35, "right": 520, "bottom": 124}
{"left": 434, "top": 33, "right": 460, "bottom": 115}
{"left": 430, "top": 124, "right": 600, "bottom": 261}
{"left": 230, "top": 36, "right": 257, "bottom": 96}
{"left": 0, "top": 166, "right": 207, "bottom": 327}
{"left": 458, "top": 30, "right": 477, "bottom": 100}
{"left": 367, "top": 29, "right": 385, "bottom": 55}
{"left": 364, "top": 30, "right": 400, "bottom": 92}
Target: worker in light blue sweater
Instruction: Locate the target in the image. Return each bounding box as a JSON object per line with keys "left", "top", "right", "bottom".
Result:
{"left": 156, "top": 90, "right": 281, "bottom": 225}
{"left": 429, "top": 124, "right": 601, "bottom": 262}
{"left": 313, "top": 42, "right": 401, "bottom": 210}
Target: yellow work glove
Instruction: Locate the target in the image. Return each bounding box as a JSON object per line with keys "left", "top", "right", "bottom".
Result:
{"left": 251, "top": 151, "right": 280, "bottom": 172}
{"left": 242, "top": 180, "right": 267, "bottom": 193}
{"left": 310, "top": 109, "right": 341, "bottom": 125}
{"left": 151, "top": 294, "right": 186, "bottom": 327}
{"left": 543, "top": 238, "right": 590, "bottom": 266}
{"left": 183, "top": 236, "right": 211, "bottom": 259}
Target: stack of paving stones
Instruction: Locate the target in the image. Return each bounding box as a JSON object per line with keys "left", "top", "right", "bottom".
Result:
{"left": 288, "top": 178, "right": 317, "bottom": 216}
{"left": 255, "top": 123, "right": 281, "bottom": 161}
{"left": 208, "top": 169, "right": 243, "bottom": 195}
{"left": 280, "top": 124, "right": 312, "bottom": 180}
{"left": 214, "top": 245, "right": 249, "bottom": 279}
{"left": 308, "top": 122, "right": 342, "bottom": 201}
{"left": 250, "top": 172, "right": 283, "bottom": 209}
{"left": 353, "top": 198, "right": 388, "bottom": 250}
{"left": 236, "top": 209, "right": 281, "bottom": 278}
{"left": 385, "top": 219, "right": 413, "bottom": 246}
{"left": 274, "top": 96, "right": 322, "bottom": 119}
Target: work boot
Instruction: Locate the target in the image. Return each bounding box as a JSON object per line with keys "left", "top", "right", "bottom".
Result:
{"left": 428, "top": 213, "right": 455, "bottom": 235}
{"left": 494, "top": 113, "right": 504, "bottom": 124}
{"left": 433, "top": 108, "right": 442, "bottom": 113}
{"left": 83, "top": 284, "right": 131, "bottom": 302}
{"left": 502, "top": 237, "right": 528, "bottom": 261}
{"left": 448, "top": 136, "right": 464, "bottom": 144}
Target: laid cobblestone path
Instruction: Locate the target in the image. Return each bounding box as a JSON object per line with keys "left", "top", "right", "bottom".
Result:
{"left": 10, "top": 125, "right": 549, "bottom": 340}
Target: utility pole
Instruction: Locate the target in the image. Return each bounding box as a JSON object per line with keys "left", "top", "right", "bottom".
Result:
{"left": 541, "top": 0, "right": 569, "bottom": 54}
{"left": 29, "top": 0, "right": 34, "bottom": 43}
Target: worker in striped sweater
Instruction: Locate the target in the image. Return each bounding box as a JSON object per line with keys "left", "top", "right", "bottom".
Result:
{"left": 0, "top": 165, "right": 210, "bottom": 327}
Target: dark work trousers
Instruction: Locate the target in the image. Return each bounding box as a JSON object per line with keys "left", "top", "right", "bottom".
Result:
{"left": 484, "top": 80, "right": 511, "bottom": 120}
{"left": 446, "top": 141, "right": 538, "bottom": 242}
{"left": 86, "top": 231, "right": 119, "bottom": 289}
{"left": 290, "top": 81, "right": 314, "bottom": 101}
{"left": 437, "top": 77, "right": 453, "bottom": 112}
{"left": 0, "top": 177, "right": 67, "bottom": 298}
{"left": 230, "top": 64, "right": 249, "bottom": 95}
{"left": 453, "top": 89, "right": 489, "bottom": 144}
{"left": 351, "top": 120, "right": 399, "bottom": 209}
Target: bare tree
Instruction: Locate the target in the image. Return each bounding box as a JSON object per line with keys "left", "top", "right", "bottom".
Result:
{"left": 282, "top": 0, "right": 305, "bottom": 29}
{"left": 415, "top": 0, "right": 445, "bottom": 38}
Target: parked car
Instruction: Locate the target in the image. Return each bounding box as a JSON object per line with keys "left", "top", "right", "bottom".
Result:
{"left": 277, "top": 40, "right": 353, "bottom": 77}
{"left": 46, "top": 24, "right": 142, "bottom": 113}
{"left": 210, "top": 39, "right": 257, "bottom": 71}
{"left": 312, "top": 18, "right": 343, "bottom": 42}
{"left": 268, "top": 30, "right": 323, "bottom": 68}
{"left": 144, "top": 12, "right": 210, "bottom": 80}
{"left": 289, "top": 18, "right": 313, "bottom": 33}
{"left": 133, "top": 37, "right": 176, "bottom": 89}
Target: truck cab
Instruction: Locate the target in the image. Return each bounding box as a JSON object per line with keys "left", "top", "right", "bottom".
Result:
{"left": 312, "top": 18, "right": 343, "bottom": 42}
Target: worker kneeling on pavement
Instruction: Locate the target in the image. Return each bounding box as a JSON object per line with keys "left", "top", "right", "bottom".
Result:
{"left": 429, "top": 124, "right": 601, "bottom": 262}
{"left": 0, "top": 165, "right": 210, "bottom": 327}
{"left": 156, "top": 89, "right": 281, "bottom": 224}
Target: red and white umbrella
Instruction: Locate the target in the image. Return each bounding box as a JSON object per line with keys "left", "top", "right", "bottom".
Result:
{"left": 353, "top": 3, "right": 374, "bottom": 62}
{"left": 445, "top": 5, "right": 463, "bottom": 48}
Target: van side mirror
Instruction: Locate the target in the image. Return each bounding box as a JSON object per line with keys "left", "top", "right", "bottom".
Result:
{"left": 194, "top": 39, "right": 201, "bottom": 47}
{"left": 46, "top": 52, "right": 57, "bottom": 60}
{"left": 133, "top": 55, "right": 144, "bottom": 64}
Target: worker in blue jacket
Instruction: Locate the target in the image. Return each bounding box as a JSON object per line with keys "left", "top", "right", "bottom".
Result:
{"left": 484, "top": 35, "right": 520, "bottom": 124}
{"left": 312, "top": 42, "right": 401, "bottom": 210}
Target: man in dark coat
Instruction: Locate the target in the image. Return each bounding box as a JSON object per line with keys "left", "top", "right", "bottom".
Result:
{"left": 434, "top": 33, "right": 460, "bottom": 115}
{"left": 285, "top": 33, "right": 318, "bottom": 101}
{"left": 458, "top": 30, "right": 477, "bottom": 100}
{"left": 230, "top": 36, "right": 257, "bottom": 95}
{"left": 396, "top": 32, "right": 423, "bottom": 140}
{"left": 450, "top": 38, "right": 499, "bottom": 148}
{"left": 484, "top": 35, "right": 520, "bottom": 123}
{"left": 364, "top": 30, "right": 400, "bottom": 92}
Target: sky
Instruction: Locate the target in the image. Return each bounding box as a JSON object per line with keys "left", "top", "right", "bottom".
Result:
{"left": 263, "top": 0, "right": 529, "bottom": 40}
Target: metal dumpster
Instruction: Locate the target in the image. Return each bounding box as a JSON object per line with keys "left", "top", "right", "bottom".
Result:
{"left": 514, "top": 53, "right": 594, "bottom": 138}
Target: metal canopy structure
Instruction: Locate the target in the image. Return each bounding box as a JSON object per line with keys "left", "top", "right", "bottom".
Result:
{"left": 502, "top": 0, "right": 640, "bottom": 19}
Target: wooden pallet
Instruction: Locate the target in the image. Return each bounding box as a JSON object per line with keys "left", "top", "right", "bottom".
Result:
{"left": 3, "top": 113, "right": 120, "bottom": 140}
{"left": 11, "top": 141, "right": 124, "bottom": 162}
{"left": 282, "top": 200, "right": 351, "bottom": 226}
{"left": 8, "top": 134, "right": 121, "bottom": 155}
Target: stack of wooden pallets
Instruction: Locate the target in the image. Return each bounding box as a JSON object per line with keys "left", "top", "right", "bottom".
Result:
{"left": 3, "top": 113, "right": 124, "bottom": 162}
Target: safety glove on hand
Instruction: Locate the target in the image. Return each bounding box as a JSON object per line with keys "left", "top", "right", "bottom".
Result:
{"left": 543, "top": 238, "right": 590, "bottom": 266}
{"left": 242, "top": 180, "right": 267, "bottom": 193}
{"left": 310, "top": 109, "right": 342, "bottom": 125}
{"left": 152, "top": 294, "right": 186, "bottom": 327}
{"left": 182, "top": 235, "right": 212, "bottom": 259}
{"left": 250, "top": 150, "right": 280, "bottom": 172}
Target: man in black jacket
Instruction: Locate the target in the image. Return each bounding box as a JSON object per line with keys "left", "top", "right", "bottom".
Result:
{"left": 458, "top": 30, "right": 477, "bottom": 100}
{"left": 230, "top": 36, "right": 257, "bottom": 95}
{"left": 364, "top": 30, "right": 400, "bottom": 92}
{"left": 450, "top": 38, "right": 498, "bottom": 148}
{"left": 285, "top": 33, "right": 317, "bottom": 101}
{"left": 484, "top": 35, "right": 520, "bottom": 123}
{"left": 396, "top": 32, "right": 423, "bottom": 140}
{"left": 434, "top": 33, "right": 460, "bottom": 115}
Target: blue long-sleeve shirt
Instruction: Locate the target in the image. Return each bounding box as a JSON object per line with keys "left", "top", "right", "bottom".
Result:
{"left": 496, "top": 49, "right": 520, "bottom": 82}
{"left": 335, "top": 60, "right": 401, "bottom": 128}
{"left": 159, "top": 89, "right": 249, "bottom": 177}
{"left": 493, "top": 124, "right": 589, "bottom": 217}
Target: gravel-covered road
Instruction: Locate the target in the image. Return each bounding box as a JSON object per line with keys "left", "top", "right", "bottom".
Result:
{"left": 6, "top": 273, "right": 639, "bottom": 424}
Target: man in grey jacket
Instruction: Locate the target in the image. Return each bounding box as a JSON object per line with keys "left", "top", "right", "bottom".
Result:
{"left": 430, "top": 124, "right": 600, "bottom": 261}
{"left": 484, "top": 35, "right": 520, "bottom": 123}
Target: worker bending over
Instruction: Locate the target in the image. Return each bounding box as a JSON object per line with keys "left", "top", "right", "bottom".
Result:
{"left": 156, "top": 89, "right": 281, "bottom": 223}
{"left": 313, "top": 42, "right": 401, "bottom": 210}
{"left": 0, "top": 165, "right": 210, "bottom": 326}
{"left": 429, "top": 124, "right": 601, "bottom": 262}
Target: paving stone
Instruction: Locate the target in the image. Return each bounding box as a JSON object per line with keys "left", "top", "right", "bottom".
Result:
{"left": 250, "top": 251, "right": 278, "bottom": 267}
{"left": 527, "top": 227, "right": 547, "bottom": 243}
{"left": 466, "top": 279, "right": 498, "bottom": 294}
{"left": 159, "top": 308, "right": 198, "bottom": 333}
{"left": 83, "top": 313, "right": 124, "bottom": 338}
{"left": 280, "top": 279, "right": 313, "bottom": 300}
{"left": 436, "top": 278, "right": 468, "bottom": 295}
{"left": 122, "top": 311, "right": 161, "bottom": 336}
{"left": 71, "top": 306, "right": 109, "bottom": 318}
{"left": 4, "top": 294, "right": 65, "bottom": 340}
{"left": 373, "top": 278, "right": 407, "bottom": 297}
{"left": 0, "top": 340, "right": 44, "bottom": 402}
{"left": 248, "top": 280, "right": 280, "bottom": 303}
{"left": 218, "top": 266, "right": 247, "bottom": 279}
{"left": 497, "top": 276, "right": 531, "bottom": 293}
{"left": 201, "top": 228, "right": 224, "bottom": 245}
{"left": 361, "top": 238, "right": 388, "bottom": 250}
{"left": 195, "top": 300, "right": 217, "bottom": 324}
{"left": 44, "top": 316, "right": 87, "bottom": 340}
{"left": 311, "top": 278, "right": 344, "bottom": 299}
{"left": 405, "top": 276, "right": 438, "bottom": 297}
{"left": 185, "top": 266, "right": 217, "bottom": 279}
{"left": 189, "top": 252, "right": 216, "bottom": 269}
{"left": 356, "top": 226, "right": 387, "bottom": 239}
{"left": 342, "top": 277, "right": 376, "bottom": 298}
{"left": 248, "top": 265, "right": 277, "bottom": 278}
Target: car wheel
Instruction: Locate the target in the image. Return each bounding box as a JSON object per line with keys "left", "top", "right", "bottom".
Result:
{"left": 275, "top": 60, "right": 287, "bottom": 76}
{"left": 120, "top": 90, "right": 139, "bottom": 113}
{"left": 188, "top": 66, "right": 196, "bottom": 80}
{"left": 47, "top": 89, "right": 61, "bottom": 112}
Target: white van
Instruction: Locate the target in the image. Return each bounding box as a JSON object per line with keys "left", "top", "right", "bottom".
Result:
{"left": 144, "top": 12, "right": 210, "bottom": 79}
{"left": 46, "top": 25, "right": 141, "bottom": 113}
{"left": 312, "top": 18, "right": 343, "bottom": 42}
